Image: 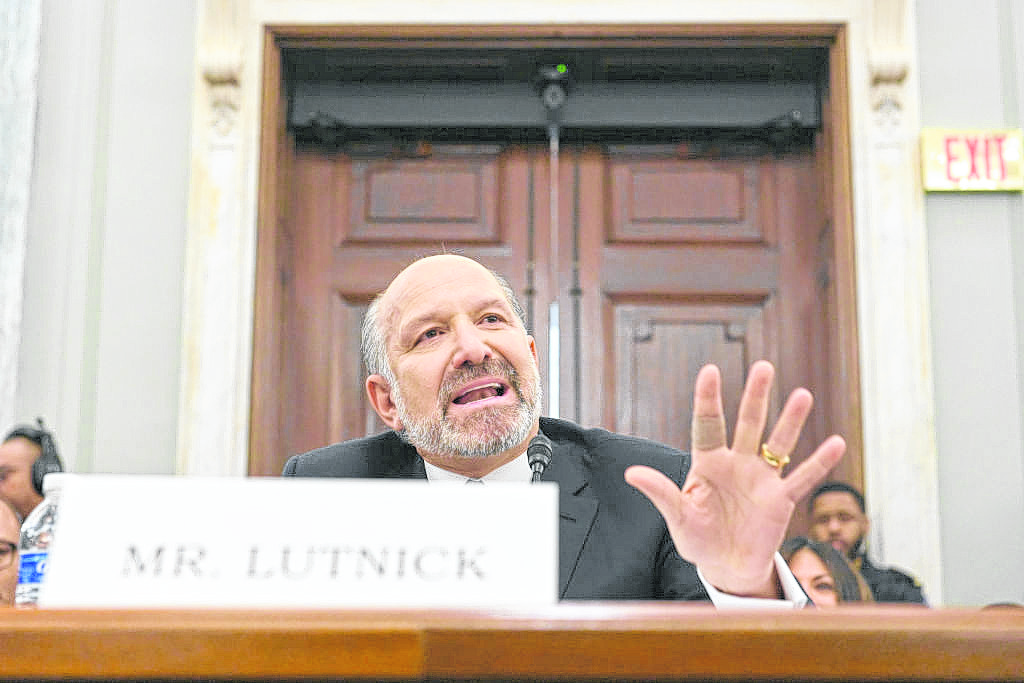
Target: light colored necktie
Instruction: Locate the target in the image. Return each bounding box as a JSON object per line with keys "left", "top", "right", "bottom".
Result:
{"left": 465, "top": 478, "right": 483, "bottom": 484}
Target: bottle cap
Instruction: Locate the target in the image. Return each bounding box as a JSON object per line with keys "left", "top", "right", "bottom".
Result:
{"left": 41, "top": 472, "right": 71, "bottom": 495}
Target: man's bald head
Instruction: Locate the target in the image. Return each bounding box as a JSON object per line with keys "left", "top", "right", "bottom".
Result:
{"left": 360, "top": 255, "right": 527, "bottom": 380}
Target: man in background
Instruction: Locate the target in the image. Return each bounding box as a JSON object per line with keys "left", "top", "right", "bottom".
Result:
{"left": 808, "top": 481, "right": 926, "bottom": 604}
{"left": 0, "top": 497, "right": 21, "bottom": 605}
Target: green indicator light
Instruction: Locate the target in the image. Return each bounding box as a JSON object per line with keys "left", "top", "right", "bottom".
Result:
{"left": 556, "top": 64, "right": 567, "bottom": 74}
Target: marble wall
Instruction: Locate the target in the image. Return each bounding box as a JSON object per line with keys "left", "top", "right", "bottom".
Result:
{"left": 0, "top": 1, "right": 41, "bottom": 432}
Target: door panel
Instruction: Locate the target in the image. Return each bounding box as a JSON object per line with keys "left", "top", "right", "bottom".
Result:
{"left": 608, "top": 159, "right": 765, "bottom": 243}
{"left": 344, "top": 151, "right": 502, "bottom": 244}
{"left": 613, "top": 302, "right": 768, "bottom": 454}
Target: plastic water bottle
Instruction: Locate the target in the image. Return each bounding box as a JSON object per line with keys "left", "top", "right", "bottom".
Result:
{"left": 15, "top": 473, "right": 67, "bottom": 607}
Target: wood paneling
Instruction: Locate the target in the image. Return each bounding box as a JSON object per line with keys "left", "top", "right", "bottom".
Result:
{"left": 610, "top": 160, "right": 762, "bottom": 242}
{"left": 3, "top": 606, "right": 1023, "bottom": 681}
{"left": 614, "top": 303, "right": 767, "bottom": 450}
{"left": 346, "top": 152, "right": 501, "bottom": 243}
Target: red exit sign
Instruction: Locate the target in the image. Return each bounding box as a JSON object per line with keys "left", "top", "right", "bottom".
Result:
{"left": 922, "top": 128, "right": 1023, "bottom": 191}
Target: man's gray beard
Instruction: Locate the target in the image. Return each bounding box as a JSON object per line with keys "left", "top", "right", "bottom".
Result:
{"left": 390, "top": 359, "right": 542, "bottom": 459}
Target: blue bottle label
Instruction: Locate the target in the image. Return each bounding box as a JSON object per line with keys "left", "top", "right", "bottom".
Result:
{"left": 18, "top": 551, "right": 48, "bottom": 584}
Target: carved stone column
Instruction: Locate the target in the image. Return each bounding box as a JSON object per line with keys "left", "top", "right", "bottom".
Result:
{"left": 177, "top": 0, "right": 254, "bottom": 475}
{"left": 858, "top": 0, "right": 944, "bottom": 602}
{"left": 0, "top": 1, "right": 41, "bottom": 430}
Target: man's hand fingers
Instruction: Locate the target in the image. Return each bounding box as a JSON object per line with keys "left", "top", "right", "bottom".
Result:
{"left": 731, "top": 360, "right": 775, "bottom": 455}
{"left": 624, "top": 465, "right": 685, "bottom": 526}
{"left": 762, "top": 388, "right": 813, "bottom": 465}
{"left": 691, "top": 365, "right": 727, "bottom": 451}
{"left": 782, "top": 435, "right": 846, "bottom": 502}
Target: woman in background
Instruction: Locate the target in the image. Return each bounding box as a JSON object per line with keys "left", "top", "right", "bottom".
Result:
{"left": 781, "top": 536, "right": 874, "bottom": 606}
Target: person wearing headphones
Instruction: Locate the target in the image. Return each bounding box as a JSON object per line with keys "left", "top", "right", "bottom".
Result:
{"left": 0, "top": 420, "right": 65, "bottom": 521}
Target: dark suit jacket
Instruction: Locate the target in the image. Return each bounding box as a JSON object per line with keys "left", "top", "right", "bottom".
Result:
{"left": 283, "top": 417, "right": 709, "bottom": 601}
{"left": 859, "top": 555, "right": 928, "bottom": 605}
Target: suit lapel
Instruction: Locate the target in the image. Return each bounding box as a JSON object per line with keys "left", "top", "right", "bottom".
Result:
{"left": 543, "top": 441, "right": 598, "bottom": 598}
{"left": 378, "top": 435, "right": 428, "bottom": 479}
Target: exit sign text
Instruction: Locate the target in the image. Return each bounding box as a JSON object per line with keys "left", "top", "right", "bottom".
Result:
{"left": 922, "top": 128, "right": 1023, "bottom": 192}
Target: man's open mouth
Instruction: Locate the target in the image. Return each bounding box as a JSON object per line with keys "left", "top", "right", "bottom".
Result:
{"left": 452, "top": 382, "right": 508, "bottom": 405}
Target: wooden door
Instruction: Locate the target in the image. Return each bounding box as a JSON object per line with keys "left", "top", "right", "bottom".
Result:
{"left": 254, "top": 136, "right": 841, "bottom": 531}
{"left": 559, "top": 145, "right": 833, "bottom": 524}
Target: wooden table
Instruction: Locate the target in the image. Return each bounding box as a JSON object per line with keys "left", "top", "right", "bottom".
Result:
{"left": 3, "top": 603, "right": 1023, "bottom": 681}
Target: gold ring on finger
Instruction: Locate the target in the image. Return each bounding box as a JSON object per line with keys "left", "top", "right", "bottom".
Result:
{"left": 760, "top": 443, "right": 790, "bottom": 470}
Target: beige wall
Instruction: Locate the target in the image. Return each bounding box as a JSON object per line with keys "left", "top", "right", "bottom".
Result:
{"left": 16, "top": 0, "right": 195, "bottom": 474}
{"left": 918, "top": 0, "right": 1024, "bottom": 606}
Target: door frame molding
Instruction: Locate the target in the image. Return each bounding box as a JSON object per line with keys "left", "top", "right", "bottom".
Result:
{"left": 179, "top": 1, "right": 942, "bottom": 603}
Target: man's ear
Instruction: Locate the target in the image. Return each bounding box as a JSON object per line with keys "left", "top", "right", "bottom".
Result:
{"left": 527, "top": 335, "right": 538, "bottom": 364}
{"left": 366, "top": 374, "right": 404, "bottom": 431}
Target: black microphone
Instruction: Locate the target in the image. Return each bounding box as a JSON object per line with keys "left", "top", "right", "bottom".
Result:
{"left": 527, "top": 433, "right": 552, "bottom": 483}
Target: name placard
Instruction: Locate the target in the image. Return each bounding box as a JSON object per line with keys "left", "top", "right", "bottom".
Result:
{"left": 40, "top": 475, "right": 558, "bottom": 608}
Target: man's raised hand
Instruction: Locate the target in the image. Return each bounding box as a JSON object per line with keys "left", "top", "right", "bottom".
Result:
{"left": 624, "top": 360, "right": 846, "bottom": 598}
